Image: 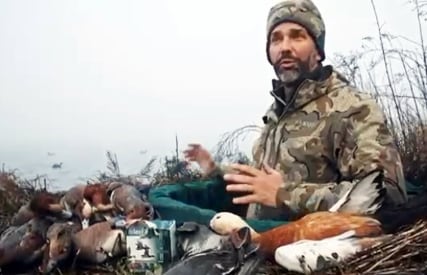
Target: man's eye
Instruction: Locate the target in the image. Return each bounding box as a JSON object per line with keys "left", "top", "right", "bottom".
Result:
{"left": 289, "top": 30, "right": 307, "bottom": 40}
{"left": 270, "top": 33, "right": 282, "bottom": 43}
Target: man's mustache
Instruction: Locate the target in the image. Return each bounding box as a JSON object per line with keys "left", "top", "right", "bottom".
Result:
{"left": 274, "top": 53, "right": 301, "bottom": 68}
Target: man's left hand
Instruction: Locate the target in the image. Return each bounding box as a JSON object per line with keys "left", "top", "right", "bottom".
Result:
{"left": 224, "top": 163, "right": 283, "bottom": 208}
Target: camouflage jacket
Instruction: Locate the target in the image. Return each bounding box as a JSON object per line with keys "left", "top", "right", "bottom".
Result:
{"left": 248, "top": 65, "right": 408, "bottom": 220}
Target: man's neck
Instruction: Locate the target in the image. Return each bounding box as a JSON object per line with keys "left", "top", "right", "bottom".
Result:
{"left": 286, "top": 64, "right": 322, "bottom": 87}
{"left": 278, "top": 64, "right": 323, "bottom": 104}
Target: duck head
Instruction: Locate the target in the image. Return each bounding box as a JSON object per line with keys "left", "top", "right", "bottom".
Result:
{"left": 210, "top": 212, "right": 258, "bottom": 238}
{"left": 19, "top": 225, "right": 46, "bottom": 252}
{"left": 39, "top": 222, "right": 78, "bottom": 274}
{"left": 10, "top": 204, "right": 35, "bottom": 226}
{"left": 83, "top": 184, "right": 110, "bottom": 207}
{"left": 126, "top": 202, "right": 154, "bottom": 221}
{"left": 0, "top": 218, "right": 51, "bottom": 268}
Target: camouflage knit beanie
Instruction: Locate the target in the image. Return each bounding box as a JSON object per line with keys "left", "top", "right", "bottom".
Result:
{"left": 266, "top": 0, "right": 326, "bottom": 63}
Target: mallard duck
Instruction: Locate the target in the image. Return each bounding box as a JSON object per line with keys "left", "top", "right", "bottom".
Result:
{"left": 164, "top": 227, "right": 261, "bottom": 275}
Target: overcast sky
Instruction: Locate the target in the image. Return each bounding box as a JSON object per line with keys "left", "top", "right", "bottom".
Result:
{"left": 0, "top": 0, "right": 421, "bottom": 159}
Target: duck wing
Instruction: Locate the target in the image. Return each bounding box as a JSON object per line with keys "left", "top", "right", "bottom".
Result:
{"left": 275, "top": 230, "right": 388, "bottom": 274}
{"left": 329, "top": 170, "right": 385, "bottom": 214}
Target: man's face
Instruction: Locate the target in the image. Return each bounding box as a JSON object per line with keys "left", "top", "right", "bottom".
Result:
{"left": 268, "top": 22, "right": 321, "bottom": 85}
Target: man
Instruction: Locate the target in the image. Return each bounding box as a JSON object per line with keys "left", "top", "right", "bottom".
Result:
{"left": 184, "top": 0, "right": 407, "bottom": 221}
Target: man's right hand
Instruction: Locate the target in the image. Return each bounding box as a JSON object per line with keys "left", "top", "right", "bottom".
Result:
{"left": 183, "top": 144, "right": 217, "bottom": 176}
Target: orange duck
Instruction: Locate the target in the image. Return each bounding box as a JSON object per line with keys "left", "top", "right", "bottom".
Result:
{"left": 210, "top": 170, "right": 386, "bottom": 257}
{"left": 83, "top": 183, "right": 115, "bottom": 212}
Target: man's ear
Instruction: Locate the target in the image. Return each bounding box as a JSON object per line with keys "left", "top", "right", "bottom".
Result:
{"left": 315, "top": 49, "right": 322, "bottom": 62}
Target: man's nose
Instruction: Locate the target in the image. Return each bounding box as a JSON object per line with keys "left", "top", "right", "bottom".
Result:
{"left": 278, "top": 37, "right": 293, "bottom": 54}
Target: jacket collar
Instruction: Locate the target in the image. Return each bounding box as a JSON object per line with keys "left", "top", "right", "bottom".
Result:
{"left": 262, "top": 65, "right": 347, "bottom": 124}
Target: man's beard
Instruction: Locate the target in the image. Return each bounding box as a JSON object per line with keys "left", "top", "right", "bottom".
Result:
{"left": 273, "top": 55, "right": 312, "bottom": 86}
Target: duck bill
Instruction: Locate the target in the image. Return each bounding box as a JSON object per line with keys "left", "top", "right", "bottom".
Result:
{"left": 41, "top": 259, "right": 58, "bottom": 274}
{"left": 81, "top": 199, "right": 93, "bottom": 219}
{"left": 47, "top": 203, "right": 64, "bottom": 213}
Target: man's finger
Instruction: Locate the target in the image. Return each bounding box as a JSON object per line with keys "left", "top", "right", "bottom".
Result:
{"left": 229, "top": 163, "right": 262, "bottom": 177}
{"left": 226, "top": 184, "right": 254, "bottom": 193}
{"left": 187, "top": 143, "right": 201, "bottom": 149}
{"left": 184, "top": 156, "right": 196, "bottom": 162}
{"left": 223, "top": 173, "right": 254, "bottom": 184}
{"left": 183, "top": 150, "right": 194, "bottom": 156}
{"left": 183, "top": 144, "right": 200, "bottom": 153}
{"left": 262, "top": 162, "right": 276, "bottom": 175}
{"left": 232, "top": 194, "right": 258, "bottom": 204}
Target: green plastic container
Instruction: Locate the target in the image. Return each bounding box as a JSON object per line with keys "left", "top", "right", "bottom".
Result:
{"left": 148, "top": 178, "right": 288, "bottom": 233}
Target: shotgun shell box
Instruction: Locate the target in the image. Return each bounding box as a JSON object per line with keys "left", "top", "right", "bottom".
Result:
{"left": 126, "top": 220, "right": 177, "bottom": 273}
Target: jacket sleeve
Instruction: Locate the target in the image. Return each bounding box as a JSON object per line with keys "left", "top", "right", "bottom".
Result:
{"left": 276, "top": 96, "right": 408, "bottom": 215}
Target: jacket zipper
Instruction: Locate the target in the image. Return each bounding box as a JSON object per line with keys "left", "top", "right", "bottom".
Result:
{"left": 269, "top": 80, "right": 309, "bottom": 168}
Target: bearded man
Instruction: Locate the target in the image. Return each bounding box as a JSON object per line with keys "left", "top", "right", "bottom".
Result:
{"left": 184, "top": 0, "right": 407, "bottom": 222}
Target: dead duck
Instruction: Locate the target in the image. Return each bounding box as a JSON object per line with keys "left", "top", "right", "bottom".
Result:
{"left": 106, "top": 182, "right": 154, "bottom": 222}
{"left": 274, "top": 230, "right": 390, "bottom": 274}
{"left": 210, "top": 171, "right": 385, "bottom": 259}
{"left": 175, "top": 222, "right": 230, "bottom": 258}
{"left": 18, "top": 185, "right": 94, "bottom": 224}
{"left": 0, "top": 217, "right": 51, "bottom": 271}
{"left": 83, "top": 183, "right": 115, "bottom": 212}
{"left": 163, "top": 227, "right": 262, "bottom": 275}
{"left": 39, "top": 216, "right": 126, "bottom": 274}
{"left": 59, "top": 184, "right": 93, "bottom": 220}
{"left": 11, "top": 191, "right": 73, "bottom": 226}
{"left": 11, "top": 203, "right": 37, "bottom": 226}
{"left": 11, "top": 185, "right": 104, "bottom": 229}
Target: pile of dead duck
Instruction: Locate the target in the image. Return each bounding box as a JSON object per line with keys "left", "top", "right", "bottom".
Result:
{"left": 0, "top": 174, "right": 426, "bottom": 275}
{"left": 0, "top": 181, "right": 265, "bottom": 275}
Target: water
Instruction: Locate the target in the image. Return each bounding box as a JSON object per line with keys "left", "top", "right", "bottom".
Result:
{"left": 0, "top": 145, "right": 158, "bottom": 192}
{"left": 0, "top": 134, "right": 256, "bottom": 192}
